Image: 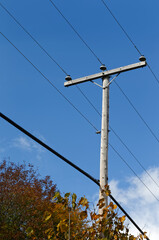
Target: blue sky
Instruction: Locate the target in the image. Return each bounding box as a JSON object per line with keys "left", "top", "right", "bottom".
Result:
{"left": 0, "top": 0, "right": 159, "bottom": 238}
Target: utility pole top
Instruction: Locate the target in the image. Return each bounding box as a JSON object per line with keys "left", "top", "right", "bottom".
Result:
{"left": 64, "top": 59, "right": 146, "bottom": 87}
{"left": 63, "top": 57, "right": 147, "bottom": 216}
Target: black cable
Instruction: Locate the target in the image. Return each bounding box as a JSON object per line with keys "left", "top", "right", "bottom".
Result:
{"left": 114, "top": 80, "right": 159, "bottom": 144}
{"left": 48, "top": 0, "right": 103, "bottom": 65}
{"left": 77, "top": 83, "right": 159, "bottom": 205}
{"left": 0, "top": 2, "right": 68, "bottom": 75}
{"left": 109, "top": 143, "right": 159, "bottom": 203}
{"left": 0, "top": 31, "right": 98, "bottom": 132}
{"left": 0, "top": 112, "right": 99, "bottom": 186}
{"left": 0, "top": 4, "right": 154, "bottom": 236}
{"left": 0, "top": 112, "right": 150, "bottom": 239}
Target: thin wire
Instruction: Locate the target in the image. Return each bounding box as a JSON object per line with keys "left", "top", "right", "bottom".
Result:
{"left": 0, "top": 2, "right": 68, "bottom": 75}
{"left": 48, "top": 0, "right": 103, "bottom": 65}
{"left": 0, "top": 3, "right": 100, "bottom": 131}
{"left": 100, "top": 0, "right": 142, "bottom": 56}
{"left": 0, "top": 112, "right": 99, "bottom": 187}
{"left": 2, "top": 0, "right": 159, "bottom": 195}
{"left": 76, "top": 85, "right": 101, "bottom": 116}
{"left": 100, "top": 0, "right": 159, "bottom": 86}
{"left": 0, "top": 32, "right": 98, "bottom": 132}
{"left": 3, "top": 0, "right": 158, "bottom": 143}
{"left": 147, "top": 63, "right": 159, "bottom": 85}
{"left": 114, "top": 80, "right": 159, "bottom": 144}
{"left": 0, "top": 112, "right": 150, "bottom": 239}
{"left": 109, "top": 143, "right": 159, "bottom": 203}
{"left": 110, "top": 127, "right": 159, "bottom": 189}
{"left": 77, "top": 82, "right": 159, "bottom": 190}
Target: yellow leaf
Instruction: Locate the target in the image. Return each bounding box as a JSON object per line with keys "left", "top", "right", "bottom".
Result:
{"left": 113, "top": 204, "right": 117, "bottom": 210}
{"left": 119, "top": 215, "right": 126, "bottom": 223}
{"left": 78, "top": 197, "right": 89, "bottom": 209}
{"left": 45, "top": 213, "right": 52, "bottom": 222}
{"left": 57, "top": 220, "right": 68, "bottom": 233}
{"left": 26, "top": 227, "right": 34, "bottom": 236}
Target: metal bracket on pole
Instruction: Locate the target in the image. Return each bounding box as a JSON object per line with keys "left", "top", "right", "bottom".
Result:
{"left": 104, "top": 73, "right": 120, "bottom": 89}
{"left": 91, "top": 80, "right": 103, "bottom": 89}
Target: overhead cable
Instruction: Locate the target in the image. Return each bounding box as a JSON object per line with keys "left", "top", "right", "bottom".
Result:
{"left": 0, "top": 112, "right": 150, "bottom": 239}
{"left": 147, "top": 63, "right": 159, "bottom": 85}
{"left": 109, "top": 143, "right": 159, "bottom": 203}
{"left": 100, "top": 0, "right": 159, "bottom": 86}
{"left": 0, "top": 3, "right": 102, "bottom": 133}
{"left": 114, "top": 80, "right": 159, "bottom": 144}
{"left": 110, "top": 127, "right": 159, "bottom": 189}
{"left": 0, "top": 112, "right": 99, "bottom": 186}
{"left": 100, "top": 0, "right": 142, "bottom": 56}
{"left": 48, "top": 0, "right": 103, "bottom": 65}
{"left": 0, "top": 32, "right": 98, "bottom": 132}
{"left": 76, "top": 82, "right": 159, "bottom": 190}
{"left": 76, "top": 85, "right": 101, "bottom": 116}
{"left": 3, "top": 1, "right": 157, "bottom": 146}
{"left": 2, "top": 0, "right": 159, "bottom": 208}
{"left": 0, "top": 2, "right": 68, "bottom": 75}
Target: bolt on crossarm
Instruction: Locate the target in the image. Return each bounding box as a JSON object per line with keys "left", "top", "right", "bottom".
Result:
{"left": 64, "top": 57, "right": 147, "bottom": 214}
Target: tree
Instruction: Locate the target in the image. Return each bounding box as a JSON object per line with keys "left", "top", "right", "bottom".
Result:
{"left": 0, "top": 160, "right": 148, "bottom": 239}
{"left": 0, "top": 160, "right": 57, "bottom": 239}
{"left": 44, "top": 188, "right": 148, "bottom": 240}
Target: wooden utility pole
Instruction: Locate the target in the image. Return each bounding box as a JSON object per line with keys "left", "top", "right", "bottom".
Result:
{"left": 64, "top": 57, "right": 146, "bottom": 211}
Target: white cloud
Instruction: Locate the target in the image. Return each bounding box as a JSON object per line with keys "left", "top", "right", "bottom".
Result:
{"left": 109, "top": 167, "right": 159, "bottom": 239}
{"left": 12, "top": 136, "right": 44, "bottom": 159}
{"left": 13, "top": 136, "right": 32, "bottom": 151}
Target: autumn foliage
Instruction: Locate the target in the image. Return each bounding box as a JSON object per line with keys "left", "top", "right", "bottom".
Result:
{"left": 0, "top": 160, "right": 57, "bottom": 239}
{"left": 0, "top": 160, "right": 148, "bottom": 239}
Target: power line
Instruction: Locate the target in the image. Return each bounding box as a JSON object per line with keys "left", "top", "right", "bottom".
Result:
{"left": 0, "top": 112, "right": 99, "bottom": 186}
{"left": 48, "top": 0, "right": 103, "bottom": 65}
{"left": 0, "top": 112, "right": 150, "bottom": 239}
{"left": 0, "top": 2, "right": 103, "bottom": 133}
{"left": 0, "top": 31, "right": 98, "bottom": 132}
{"left": 114, "top": 80, "right": 159, "bottom": 144}
{"left": 147, "top": 63, "right": 159, "bottom": 85}
{"left": 0, "top": 2, "right": 101, "bottom": 133}
{"left": 2, "top": 0, "right": 158, "bottom": 210}
{"left": 0, "top": 2, "right": 68, "bottom": 75}
{"left": 100, "top": 0, "right": 159, "bottom": 86}
{"left": 109, "top": 143, "right": 159, "bottom": 203}
{"left": 3, "top": 1, "right": 157, "bottom": 146}
{"left": 110, "top": 127, "right": 159, "bottom": 189}
{"left": 77, "top": 85, "right": 159, "bottom": 194}
{"left": 75, "top": 81, "right": 159, "bottom": 190}
{"left": 0, "top": 5, "right": 152, "bottom": 236}
{"left": 100, "top": 0, "right": 142, "bottom": 56}
{"left": 76, "top": 85, "right": 101, "bottom": 116}
{"left": 48, "top": 0, "right": 159, "bottom": 158}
